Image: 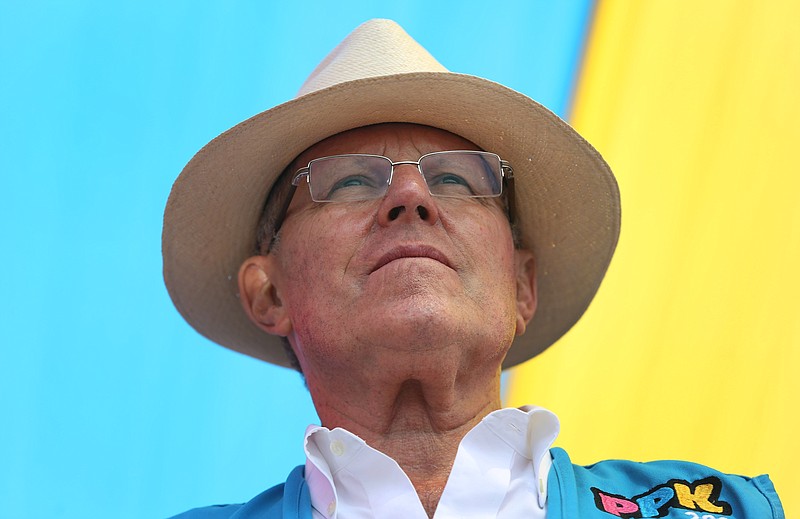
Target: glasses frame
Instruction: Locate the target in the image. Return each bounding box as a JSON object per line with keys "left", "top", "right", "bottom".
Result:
{"left": 267, "top": 150, "right": 515, "bottom": 250}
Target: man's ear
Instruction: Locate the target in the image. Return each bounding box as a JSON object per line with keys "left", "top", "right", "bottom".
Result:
{"left": 238, "top": 255, "right": 292, "bottom": 337}
{"left": 513, "top": 249, "right": 537, "bottom": 336}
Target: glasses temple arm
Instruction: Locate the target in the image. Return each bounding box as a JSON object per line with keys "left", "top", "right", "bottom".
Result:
{"left": 267, "top": 183, "right": 299, "bottom": 252}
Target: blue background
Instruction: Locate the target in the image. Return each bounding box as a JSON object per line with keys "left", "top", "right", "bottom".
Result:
{"left": 0, "top": 1, "right": 593, "bottom": 517}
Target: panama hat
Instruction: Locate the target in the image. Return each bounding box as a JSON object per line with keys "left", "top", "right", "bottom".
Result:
{"left": 163, "top": 19, "right": 620, "bottom": 369}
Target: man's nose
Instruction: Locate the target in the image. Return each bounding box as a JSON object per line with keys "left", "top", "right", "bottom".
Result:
{"left": 376, "top": 165, "right": 440, "bottom": 227}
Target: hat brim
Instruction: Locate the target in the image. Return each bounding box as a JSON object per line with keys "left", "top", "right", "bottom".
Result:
{"left": 162, "top": 72, "right": 620, "bottom": 369}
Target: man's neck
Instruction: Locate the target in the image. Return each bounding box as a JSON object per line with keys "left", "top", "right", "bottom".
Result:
{"left": 307, "top": 368, "right": 503, "bottom": 518}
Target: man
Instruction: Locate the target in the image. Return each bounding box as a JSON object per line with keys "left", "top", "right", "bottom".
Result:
{"left": 164, "top": 20, "right": 783, "bottom": 518}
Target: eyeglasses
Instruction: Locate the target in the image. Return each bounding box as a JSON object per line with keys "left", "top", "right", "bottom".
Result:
{"left": 268, "top": 150, "right": 515, "bottom": 248}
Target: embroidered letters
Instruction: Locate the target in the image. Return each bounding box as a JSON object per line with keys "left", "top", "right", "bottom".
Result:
{"left": 591, "top": 477, "right": 732, "bottom": 518}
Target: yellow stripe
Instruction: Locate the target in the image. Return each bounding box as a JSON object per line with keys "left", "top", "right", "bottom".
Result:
{"left": 509, "top": 1, "right": 799, "bottom": 514}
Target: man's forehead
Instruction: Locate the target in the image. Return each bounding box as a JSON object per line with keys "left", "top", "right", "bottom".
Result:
{"left": 290, "top": 123, "right": 481, "bottom": 170}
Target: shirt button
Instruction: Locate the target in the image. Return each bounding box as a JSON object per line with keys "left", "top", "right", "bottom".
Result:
{"left": 330, "top": 439, "right": 345, "bottom": 456}
{"left": 327, "top": 501, "right": 336, "bottom": 515}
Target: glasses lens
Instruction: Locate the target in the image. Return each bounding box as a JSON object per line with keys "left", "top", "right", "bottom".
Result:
{"left": 419, "top": 152, "right": 503, "bottom": 198}
{"left": 307, "top": 155, "right": 392, "bottom": 202}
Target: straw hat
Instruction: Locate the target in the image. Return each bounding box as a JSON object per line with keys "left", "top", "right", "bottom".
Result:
{"left": 162, "top": 19, "right": 620, "bottom": 369}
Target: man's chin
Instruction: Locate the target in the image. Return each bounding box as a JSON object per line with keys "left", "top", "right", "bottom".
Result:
{"left": 359, "top": 310, "right": 512, "bottom": 357}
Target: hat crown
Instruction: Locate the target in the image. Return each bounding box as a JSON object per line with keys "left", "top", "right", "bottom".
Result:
{"left": 297, "top": 19, "right": 448, "bottom": 97}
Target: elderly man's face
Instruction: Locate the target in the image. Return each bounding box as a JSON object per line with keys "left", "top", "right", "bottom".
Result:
{"left": 240, "top": 123, "right": 536, "bottom": 384}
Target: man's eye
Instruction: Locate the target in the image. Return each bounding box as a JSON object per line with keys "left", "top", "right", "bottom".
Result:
{"left": 429, "top": 173, "right": 475, "bottom": 195}
{"left": 438, "top": 174, "right": 468, "bottom": 185}
{"left": 324, "top": 174, "right": 382, "bottom": 200}
{"left": 332, "top": 176, "right": 371, "bottom": 189}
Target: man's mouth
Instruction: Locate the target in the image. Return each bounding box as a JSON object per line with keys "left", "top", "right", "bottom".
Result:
{"left": 371, "top": 245, "right": 454, "bottom": 273}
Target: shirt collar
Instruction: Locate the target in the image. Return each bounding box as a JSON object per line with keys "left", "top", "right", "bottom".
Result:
{"left": 303, "top": 406, "right": 560, "bottom": 518}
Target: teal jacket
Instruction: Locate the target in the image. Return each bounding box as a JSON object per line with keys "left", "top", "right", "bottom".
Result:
{"left": 171, "top": 447, "right": 784, "bottom": 518}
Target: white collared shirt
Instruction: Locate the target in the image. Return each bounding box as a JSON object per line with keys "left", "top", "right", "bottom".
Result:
{"left": 303, "top": 406, "right": 560, "bottom": 519}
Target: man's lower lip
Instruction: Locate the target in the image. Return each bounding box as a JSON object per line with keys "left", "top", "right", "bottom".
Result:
{"left": 373, "top": 257, "right": 450, "bottom": 272}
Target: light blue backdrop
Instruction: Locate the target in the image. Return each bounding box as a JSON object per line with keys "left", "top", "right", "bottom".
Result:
{"left": 0, "top": 1, "right": 593, "bottom": 517}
